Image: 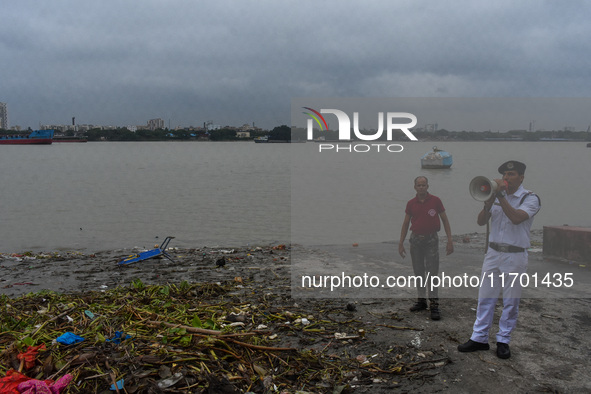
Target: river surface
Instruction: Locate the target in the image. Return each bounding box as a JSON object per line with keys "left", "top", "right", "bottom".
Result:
{"left": 0, "top": 141, "right": 588, "bottom": 252}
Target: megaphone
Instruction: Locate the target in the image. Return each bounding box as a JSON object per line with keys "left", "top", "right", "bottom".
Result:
{"left": 469, "top": 176, "right": 501, "bottom": 201}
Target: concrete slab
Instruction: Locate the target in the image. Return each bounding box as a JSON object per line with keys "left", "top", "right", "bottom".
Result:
{"left": 543, "top": 225, "right": 591, "bottom": 262}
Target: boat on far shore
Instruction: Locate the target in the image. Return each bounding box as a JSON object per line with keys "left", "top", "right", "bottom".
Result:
{"left": 53, "top": 135, "right": 88, "bottom": 143}
{"left": 313, "top": 136, "right": 352, "bottom": 142}
{"left": 254, "top": 136, "right": 269, "bottom": 143}
{"left": 254, "top": 136, "right": 306, "bottom": 143}
{"left": 0, "top": 130, "right": 54, "bottom": 145}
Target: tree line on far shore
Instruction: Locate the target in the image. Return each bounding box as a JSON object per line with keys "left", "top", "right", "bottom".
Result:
{"left": 1, "top": 126, "right": 589, "bottom": 142}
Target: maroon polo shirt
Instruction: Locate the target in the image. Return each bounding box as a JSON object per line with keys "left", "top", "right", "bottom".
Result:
{"left": 405, "top": 193, "right": 445, "bottom": 235}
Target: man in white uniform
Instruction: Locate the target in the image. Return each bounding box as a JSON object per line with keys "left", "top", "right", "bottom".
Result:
{"left": 458, "top": 160, "right": 540, "bottom": 359}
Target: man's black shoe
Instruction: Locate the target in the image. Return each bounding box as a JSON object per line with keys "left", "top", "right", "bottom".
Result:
{"left": 409, "top": 301, "right": 427, "bottom": 312}
{"left": 457, "top": 339, "right": 490, "bottom": 352}
{"left": 430, "top": 307, "right": 441, "bottom": 320}
{"left": 497, "top": 342, "right": 511, "bottom": 359}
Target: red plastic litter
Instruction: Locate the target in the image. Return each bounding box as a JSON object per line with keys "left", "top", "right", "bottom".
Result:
{"left": 17, "top": 344, "right": 46, "bottom": 370}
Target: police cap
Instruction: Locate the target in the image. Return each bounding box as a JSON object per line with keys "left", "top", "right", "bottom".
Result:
{"left": 498, "top": 160, "right": 526, "bottom": 175}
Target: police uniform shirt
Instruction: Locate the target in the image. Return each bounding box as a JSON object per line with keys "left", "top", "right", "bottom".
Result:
{"left": 488, "top": 185, "right": 541, "bottom": 249}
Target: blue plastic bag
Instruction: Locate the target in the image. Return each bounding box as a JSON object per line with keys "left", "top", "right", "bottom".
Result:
{"left": 106, "top": 331, "right": 132, "bottom": 344}
{"left": 56, "top": 332, "right": 85, "bottom": 345}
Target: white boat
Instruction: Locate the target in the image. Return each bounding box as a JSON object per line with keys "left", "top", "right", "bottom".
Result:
{"left": 421, "top": 146, "right": 452, "bottom": 169}
{"left": 254, "top": 136, "right": 269, "bottom": 143}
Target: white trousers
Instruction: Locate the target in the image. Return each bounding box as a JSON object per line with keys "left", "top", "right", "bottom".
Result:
{"left": 470, "top": 249, "right": 528, "bottom": 344}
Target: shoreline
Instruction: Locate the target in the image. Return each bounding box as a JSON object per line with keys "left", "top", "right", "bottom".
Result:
{"left": 0, "top": 230, "right": 547, "bottom": 300}
{"left": 0, "top": 229, "right": 543, "bottom": 256}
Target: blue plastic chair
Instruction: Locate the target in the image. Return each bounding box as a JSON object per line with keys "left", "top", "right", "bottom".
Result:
{"left": 117, "top": 236, "right": 175, "bottom": 265}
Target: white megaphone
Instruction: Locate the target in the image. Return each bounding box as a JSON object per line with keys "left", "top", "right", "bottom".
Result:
{"left": 469, "top": 176, "right": 502, "bottom": 201}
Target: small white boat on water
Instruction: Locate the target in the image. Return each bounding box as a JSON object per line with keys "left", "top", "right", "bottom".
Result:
{"left": 421, "top": 146, "right": 453, "bottom": 169}
{"left": 254, "top": 136, "right": 269, "bottom": 143}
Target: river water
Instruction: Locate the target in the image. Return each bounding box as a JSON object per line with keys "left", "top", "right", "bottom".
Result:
{"left": 0, "top": 141, "right": 588, "bottom": 252}
{"left": 291, "top": 140, "right": 591, "bottom": 245}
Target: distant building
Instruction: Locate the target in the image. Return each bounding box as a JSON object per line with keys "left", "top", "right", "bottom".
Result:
{"left": 41, "top": 124, "right": 68, "bottom": 132}
{"left": 423, "top": 123, "right": 438, "bottom": 133}
{"left": 40, "top": 124, "right": 94, "bottom": 132}
{"left": 147, "top": 118, "right": 165, "bottom": 131}
{"left": 204, "top": 121, "right": 221, "bottom": 131}
{"left": 236, "top": 131, "right": 251, "bottom": 138}
{"left": 0, "top": 102, "right": 8, "bottom": 130}
{"left": 239, "top": 123, "right": 263, "bottom": 132}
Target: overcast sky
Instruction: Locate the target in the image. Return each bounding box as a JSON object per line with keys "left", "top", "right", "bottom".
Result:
{"left": 3, "top": 1, "right": 591, "bottom": 130}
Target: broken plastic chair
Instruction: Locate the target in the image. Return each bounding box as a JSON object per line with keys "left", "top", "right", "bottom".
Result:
{"left": 117, "top": 236, "right": 176, "bottom": 265}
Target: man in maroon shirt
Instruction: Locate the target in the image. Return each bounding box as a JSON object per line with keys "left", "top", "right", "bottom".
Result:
{"left": 399, "top": 176, "right": 454, "bottom": 320}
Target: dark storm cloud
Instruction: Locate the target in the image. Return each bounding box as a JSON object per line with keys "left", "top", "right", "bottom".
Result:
{"left": 2, "top": 0, "right": 591, "bottom": 129}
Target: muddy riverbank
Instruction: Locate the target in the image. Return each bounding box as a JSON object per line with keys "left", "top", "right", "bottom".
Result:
{"left": 1, "top": 232, "right": 590, "bottom": 393}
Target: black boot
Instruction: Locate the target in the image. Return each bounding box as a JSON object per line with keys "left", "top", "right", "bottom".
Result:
{"left": 429, "top": 298, "right": 440, "bottom": 320}
{"left": 410, "top": 298, "right": 427, "bottom": 312}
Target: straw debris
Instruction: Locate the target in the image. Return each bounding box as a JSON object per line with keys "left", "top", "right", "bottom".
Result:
{"left": 1, "top": 245, "right": 450, "bottom": 393}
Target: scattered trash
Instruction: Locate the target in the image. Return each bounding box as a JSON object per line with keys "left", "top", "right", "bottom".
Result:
{"left": 410, "top": 332, "right": 422, "bottom": 348}
{"left": 106, "top": 331, "right": 132, "bottom": 344}
{"left": 0, "top": 243, "right": 455, "bottom": 392}
{"left": 356, "top": 354, "right": 368, "bottom": 363}
{"left": 18, "top": 344, "right": 46, "bottom": 370}
{"left": 55, "top": 332, "right": 85, "bottom": 345}
{"left": 18, "top": 373, "right": 72, "bottom": 393}
{"left": 117, "top": 236, "right": 176, "bottom": 265}
{"left": 157, "top": 372, "right": 184, "bottom": 389}
{"left": 110, "top": 378, "right": 124, "bottom": 391}
{"left": 335, "top": 332, "right": 360, "bottom": 340}
{"left": 226, "top": 312, "right": 247, "bottom": 323}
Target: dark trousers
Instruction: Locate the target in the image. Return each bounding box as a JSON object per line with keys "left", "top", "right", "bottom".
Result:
{"left": 409, "top": 233, "right": 439, "bottom": 304}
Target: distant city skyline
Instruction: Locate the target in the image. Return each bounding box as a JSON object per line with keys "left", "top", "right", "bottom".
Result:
{"left": 1, "top": 102, "right": 264, "bottom": 131}
{"left": 290, "top": 98, "right": 591, "bottom": 134}
{"left": 4, "top": 97, "right": 591, "bottom": 134}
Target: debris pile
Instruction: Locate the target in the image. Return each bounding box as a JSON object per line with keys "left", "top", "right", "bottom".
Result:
{"left": 0, "top": 245, "right": 450, "bottom": 393}
{"left": 0, "top": 290, "right": 449, "bottom": 392}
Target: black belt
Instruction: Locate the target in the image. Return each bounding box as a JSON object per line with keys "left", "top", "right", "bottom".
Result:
{"left": 411, "top": 233, "right": 437, "bottom": 240}
{"left": 489, "top": 242, "right": 525, "bottom": 253}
